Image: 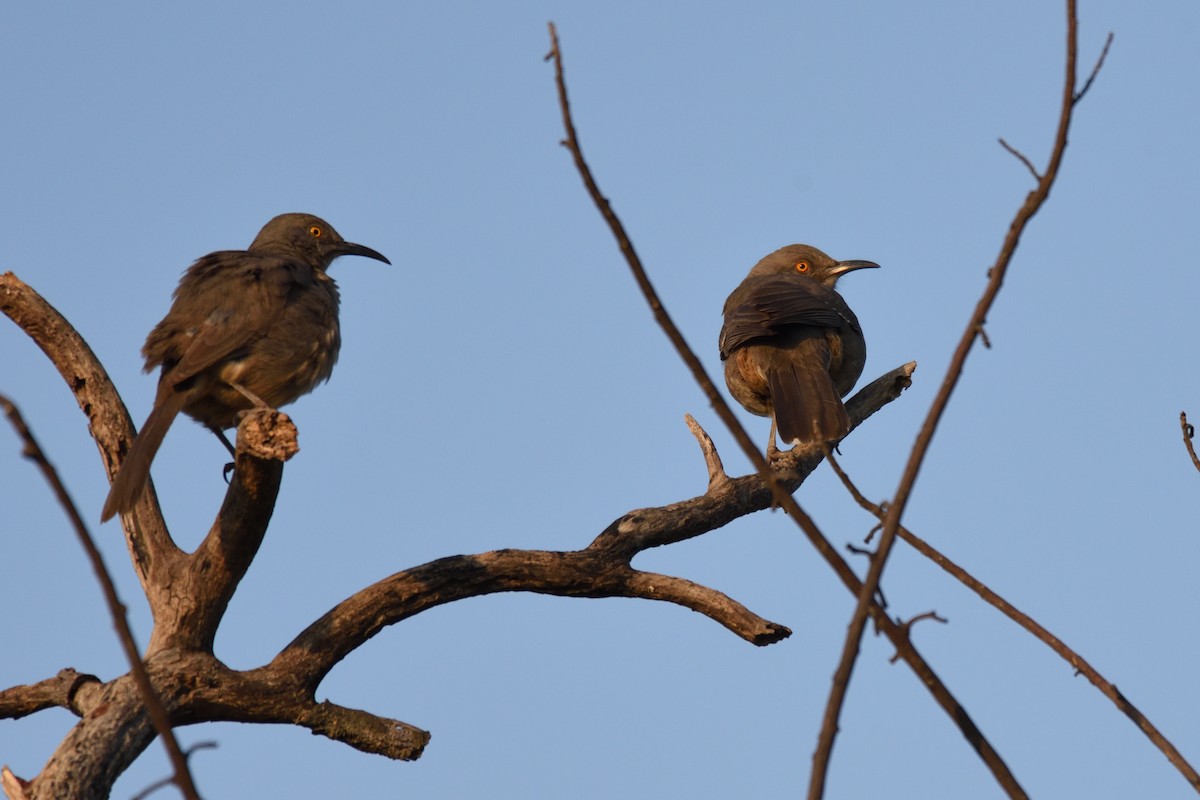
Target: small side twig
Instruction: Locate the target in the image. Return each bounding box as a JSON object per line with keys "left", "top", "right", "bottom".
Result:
{"left": 132, "top": 742, "right": 218, "bottom": 800}
{"left": 887, "top": 611, "right": 949, "bottom": 663}
{"left": 0, "top": 395, "right": 202, "bottom": 800}
{"left": 998, "top": 138, "right": 1042, "bottom": 181}
{"left": 1, "top": 767, "right": 30, "bottom": 800}
{"left": 684, "top": 414, "right": 731, "bottom": 492}
{"left": 1181, "top": 412, "right": 1200, "bottom": 474}
{"left": 1074, "top": 32, "right": 1114, "bottom": 103}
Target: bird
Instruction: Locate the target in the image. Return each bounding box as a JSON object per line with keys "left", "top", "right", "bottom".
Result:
{"left": 100, "top": 212, "right": 390, "bottom": 521}
{"left": 719, "top": 243, "right": 878, "bottom": 454}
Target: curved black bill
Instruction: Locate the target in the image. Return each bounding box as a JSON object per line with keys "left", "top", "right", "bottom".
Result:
{"left": 829, "top": 259, "right": 880, "bottom": 277}
{"left": 338, "top": 242, "right": 391, "bottom": 265}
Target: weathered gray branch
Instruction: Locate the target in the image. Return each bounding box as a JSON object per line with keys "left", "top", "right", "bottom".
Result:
{"left": 3, "top": 269, "right": 912, "bottom": 799}
{"left": 1, "top": 272, "right": 178, "bottom": 595}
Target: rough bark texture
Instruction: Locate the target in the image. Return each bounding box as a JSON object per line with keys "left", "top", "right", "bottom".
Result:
{"left": 2, "top": 271, "right": 912, "bottom": 799}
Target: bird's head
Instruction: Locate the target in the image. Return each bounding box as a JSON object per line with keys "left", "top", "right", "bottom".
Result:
{"left": 249, "top": 213, "right": 391, "bottom": 269}
{"left": 747, "top": 243, "right": 878, "bottom": 288}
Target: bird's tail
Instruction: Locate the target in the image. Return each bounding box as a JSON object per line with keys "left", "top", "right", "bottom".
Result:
{"left": 101, "top": 390, "right": 188, "bottom": 521}
{"left": 768, "top": 359, "right": 850, "bottom": 447}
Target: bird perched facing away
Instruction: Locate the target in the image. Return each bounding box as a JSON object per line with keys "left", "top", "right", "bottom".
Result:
{"left": 101, "top": 213, "right": 390, "bottom": 521}
{"left": 719, "top": 244, "right": 878, "bottom": 453}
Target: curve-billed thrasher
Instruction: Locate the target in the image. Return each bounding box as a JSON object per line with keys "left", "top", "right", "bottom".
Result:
{"left": 100, "top": 213, "right": 390, "bottom": 521}
{"left": 719, "top": 244, "right": 878, "bottom": 452}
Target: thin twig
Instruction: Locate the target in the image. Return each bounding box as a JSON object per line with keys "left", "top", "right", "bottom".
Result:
{"left": 999, "top": 138, "right": 1042, "bottom": 181}
{"left": 132, "top": 742, "right": 218, "bottom": 800}
{"left": 887, "top": 612, "right": 948, "bottom": 663}
{"left": 823, "top": 449, "right": 877, "bottom": 513}
{"left": 684, "top": 413, "right": 731, "bottom": 492}
{"left": 829, "top": 431, "right": 1200, "bottom": 792}
{"left": 546, "top": 22, "right": 1026, "bottom": 799}
{"left": 1182, "top": 412, "right": 1200, "bottom": 473}
{"left": 0, "top": 395, "right": 202, "bottom": 800}
{"left": 1075, "top": 32, "right": 1114, "bottom": 103}
{"left": 811, "top": 5, "right": 1111, "bottom": 797}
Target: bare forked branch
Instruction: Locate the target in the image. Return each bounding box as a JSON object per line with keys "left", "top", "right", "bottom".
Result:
{"left": 813, "top": 5, "right": 1114, "bottom": 797}
{"left": 545, "top": 22, "right": 1026, "bottom": 800}
{"left": 5, "top": 244, "right": 923, "bottom": 799}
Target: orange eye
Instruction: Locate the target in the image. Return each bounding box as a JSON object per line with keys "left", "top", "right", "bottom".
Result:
{"left": 795, "top": 261, "right": 810, "bottom": 273}
{"left": 309, "top": 226, "right": 323, "bottom": 238}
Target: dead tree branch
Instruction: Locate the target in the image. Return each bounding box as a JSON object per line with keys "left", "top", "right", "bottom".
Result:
{"left": 0, "top": 272, "right": 179, "bottom": 594}
{"left": 814, "top": 5, "right": 1112, "bottom": 797}
{"left": 545, "top": 22, "right": 1027, "bottom": 800}
{"left": 2, "top": 258, "right": 908, "bottom": 797}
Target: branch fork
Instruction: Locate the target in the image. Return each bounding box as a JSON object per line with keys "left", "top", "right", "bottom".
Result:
{"left": 3, "top": 268, "right": 912, "bottom": 798}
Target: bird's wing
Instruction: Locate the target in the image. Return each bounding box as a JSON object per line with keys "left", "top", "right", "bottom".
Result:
{"left": 145, "top": 253, "right": 310, "bottom": 386}
{"left": 719, "top": 275, "right": 853, "bottom": 358}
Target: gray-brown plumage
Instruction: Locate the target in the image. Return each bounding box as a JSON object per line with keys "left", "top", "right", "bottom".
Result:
{"left": 101, "top": 213, "right": 390, "bottom": 521}
{"left": 719, "top": 244, "right": 878, "bottom": 451}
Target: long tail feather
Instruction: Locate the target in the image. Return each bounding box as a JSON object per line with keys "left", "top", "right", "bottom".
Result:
{"left": 768, "top": 359, "right": 849, "bottom": 446}
{"left": 100, "top": 390, "right": 188, "bottom": 521}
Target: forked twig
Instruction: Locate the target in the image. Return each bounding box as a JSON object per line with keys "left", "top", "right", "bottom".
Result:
{"left": 131, "top": 742, "right": 218, "bottom": 800}
{"left": 999, "top": 138, "right": 1042, "bottom": 180}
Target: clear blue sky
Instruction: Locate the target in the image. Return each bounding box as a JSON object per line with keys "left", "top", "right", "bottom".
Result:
{"left": 3, "top": 2, "right": 1199, "bottom": 798}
